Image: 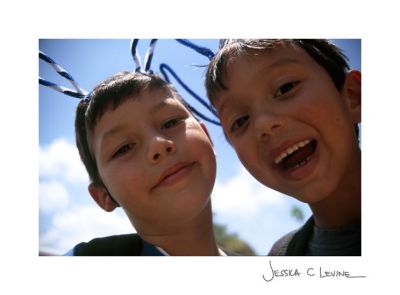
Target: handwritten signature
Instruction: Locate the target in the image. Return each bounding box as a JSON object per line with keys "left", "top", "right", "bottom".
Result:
{"left": 262, "top": 260, "right": 366, "bottom": 282}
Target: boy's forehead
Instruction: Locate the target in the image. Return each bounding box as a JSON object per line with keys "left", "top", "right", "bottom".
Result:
{"left": 94, "top": 87, "right": 177, "bottom": 124}
{"left": 226, "top": 43, "right": 305, "bottom": 72}
{"left": 222, "top": 45, "right": 305, "bottom": 87}
{"left": 102, "top": 89, "right": 186, "bottom": 125}
{"left": 123, "top": 87, "right": 184, "bottom": 112}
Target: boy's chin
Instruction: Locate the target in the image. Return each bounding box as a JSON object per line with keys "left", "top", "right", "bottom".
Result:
{"left": 290, "top": 184, "right": 339, "bottom": 204}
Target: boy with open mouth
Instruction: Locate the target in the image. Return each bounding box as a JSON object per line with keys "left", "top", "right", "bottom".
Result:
{"left": 206, "top": 39, "right": 361, "bottom": 255}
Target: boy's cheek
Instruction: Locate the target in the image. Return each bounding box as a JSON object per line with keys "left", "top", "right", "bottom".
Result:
{"left": 235, "top": 143, "right": 258, "bottom": 171}
{"left": 186, "top": 122, "right": 213, "bottom": 142}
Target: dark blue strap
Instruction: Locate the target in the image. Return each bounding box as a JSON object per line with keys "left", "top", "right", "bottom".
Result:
{"left": 175, "top": 39, "right": 215, "bottom": 60}
{"left": 140, "top": 240, "right": 165, "bottom": 256}
{"left": 159, "top": 63, "right": 220, "bottom": 126}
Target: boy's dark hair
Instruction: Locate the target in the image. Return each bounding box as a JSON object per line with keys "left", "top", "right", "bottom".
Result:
{"left": 75, "top": 71, "right": 190, "bottom": 186}
{"left": 205, "top": 39, "right": 350, "bottom": 103}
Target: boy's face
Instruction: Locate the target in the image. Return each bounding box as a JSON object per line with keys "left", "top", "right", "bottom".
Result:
{"left": 214, "top": 44, "right": 361, "bottom": 203}
{"left": 90, "top": 88, "right": 216, "bottom": 233}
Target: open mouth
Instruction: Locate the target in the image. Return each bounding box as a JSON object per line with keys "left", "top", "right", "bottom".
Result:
{"left": 275, "top": 139, "right": 317, "bottom": 171}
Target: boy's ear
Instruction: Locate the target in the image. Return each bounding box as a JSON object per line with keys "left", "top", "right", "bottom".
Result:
{"left": 88, "top": 183, "right": 119, "bottom": 212}
{"left": 342, "top": 70, "right": 361, "bottom": 124}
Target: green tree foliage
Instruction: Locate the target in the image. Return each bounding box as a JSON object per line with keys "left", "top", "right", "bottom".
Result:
{"left": 213, "top": 223, "right": 256, "bottom": 256}
{"left": 290, "top": 205, "right": 305, "bottom": 223}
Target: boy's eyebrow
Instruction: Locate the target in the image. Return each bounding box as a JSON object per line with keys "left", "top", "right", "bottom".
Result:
{"left": 215, "top": 99, "right": 229, "bottom": 121}
{"left": 267, "top": 57, "right": 300, "bottom": 69}
{"left": 99, "top": 124, "right": 127, "bottom": 151}
{"left": 149, "top": 97, "right": 177, "bottom": 114}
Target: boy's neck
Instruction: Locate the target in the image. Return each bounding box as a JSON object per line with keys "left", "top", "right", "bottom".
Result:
{"left": 139, "top": 201, "right": 220, "bottom": 256}
{"left": 310, "top": 150, "right": 361, "bottom": 229}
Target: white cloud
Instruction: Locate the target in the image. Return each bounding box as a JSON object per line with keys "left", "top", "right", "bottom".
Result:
{"left": 39, "top": 180, "right": 69, "bottom": 213}
{"left": 39, "top": 138, "right": 88, "bottom": 183}
{"left": 212, "top": 166, "right": 285, "bottom": 217}
{"left": 40, "top": 205, "right": 135, "bottom": 255}
{"left": 38, "top": 138, "right": 135, "bottom": 255}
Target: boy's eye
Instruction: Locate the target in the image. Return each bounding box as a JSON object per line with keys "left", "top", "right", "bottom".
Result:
{"left": 230, "top": 115, "right": 249, "bottom": 133}
{"left": 275, "top": 81, "right": 299, "bottom": 97}
{"left": 162, "top": 117, "right": 183, "bottom": 129}
{"left": 112, "top": 143, "right": 135, "bottom": 159}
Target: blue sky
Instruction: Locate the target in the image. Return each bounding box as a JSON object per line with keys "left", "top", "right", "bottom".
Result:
{"left": 39, "top": 39, "right": 360, "bottom": 255}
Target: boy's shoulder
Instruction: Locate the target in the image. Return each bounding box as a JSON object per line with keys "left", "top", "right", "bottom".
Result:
{"left": 267, "top": 230, "right": 298, "bottom": 256}
{"left": 267, "top": 216, "right": 315, "bottom": 256}
{"left": 70, "top": 233, "right": 143, "bottom": 256}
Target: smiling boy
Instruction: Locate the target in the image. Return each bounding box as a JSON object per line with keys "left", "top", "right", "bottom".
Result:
{"left": 205, "top": 40, "right": 361, "bottom": 255}
{"left": 67, "top": 71, "right": 225, "bottom": 256}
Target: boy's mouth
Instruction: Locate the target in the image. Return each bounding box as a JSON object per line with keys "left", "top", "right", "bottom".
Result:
{"left": 274, "top": 139, "right": 317, "bottom": 171}
{"left": 152, "top": 162, "right": 195, "bottom": 190}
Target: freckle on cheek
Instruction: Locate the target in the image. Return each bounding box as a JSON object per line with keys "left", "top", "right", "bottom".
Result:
{"left": 335, "top": 117, "right": 342, "bottom": 124}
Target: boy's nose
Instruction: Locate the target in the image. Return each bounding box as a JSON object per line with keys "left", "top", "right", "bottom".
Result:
{"left": 148, "top": 136, "right": 176, "bottom": 164}
{"left": 254, "top": 112, "right": 284, "bottom": 140}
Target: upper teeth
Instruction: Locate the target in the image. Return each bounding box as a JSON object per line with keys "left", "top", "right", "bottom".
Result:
{"left": 274, "top": 139, "right": 311, "bottom": 164}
